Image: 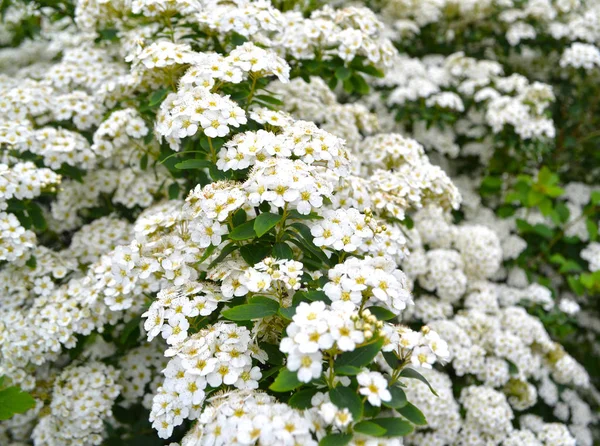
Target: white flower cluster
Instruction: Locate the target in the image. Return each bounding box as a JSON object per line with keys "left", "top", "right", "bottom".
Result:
{"left": 0, "top": 162, "right": 60, "bottom": 206}
{"left": 181, "top": 390, "right": 317, "bottom": 446}
{"left": 269, "top": 77, "right": 379, "bottom": 149}
{"left": 149, "top": 323, "right": 264, "bottom": 438}
{"left": 560, "top": 42, "right": 600, "bottom": 70}
{"left": 581, "top": 242, "right": 600, "bottom": 272}
{"left": 322, "top": 255, "right": 412, "bottom": 314}
{"left": 376, "top": 53, "right": 556, "bottom": 161}
{"left": 359, "top": 134, "right": 461, "bottom": 219}
{"left": 31, "top": 363, "right": 120, "bottom": 446}
{"left": 0, "top": 0, "right": 598, "bottom": 445}
{"left": 0, "top": 211, "right": 35, "bottom": 262}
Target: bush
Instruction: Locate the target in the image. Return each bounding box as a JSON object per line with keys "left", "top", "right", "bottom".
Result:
{"left": 0, "top": 0, "right": 598, "bottom": 445}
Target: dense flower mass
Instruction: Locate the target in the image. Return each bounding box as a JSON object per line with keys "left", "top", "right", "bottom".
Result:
{"left": 0, "top": 0, "right": 599, "bottom": 445}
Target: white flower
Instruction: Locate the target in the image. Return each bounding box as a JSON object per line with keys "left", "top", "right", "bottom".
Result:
{"left": 287, "top": 349, "right": 323, "bottom": 382}
{"left": 357, "top": 371, "right": 392, "bottom": 406}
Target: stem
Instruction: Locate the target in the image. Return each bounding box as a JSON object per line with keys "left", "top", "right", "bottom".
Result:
{"left": 208, "top": 137, "right": 217, "bottom": 163}
{"left": 159, "top": 150, "right": 207, "bottom": 165}
{"left": 276, "top": 205, "right": 289, "bottom": 242}
{"left": 245, "top": 75, "right": 258, "bottom": 112}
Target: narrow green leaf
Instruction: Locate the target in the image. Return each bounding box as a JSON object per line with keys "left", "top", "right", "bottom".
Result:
{"left": 175, "top": 159, "right": 213, "bottom": 170}
{"left": 353, "top": 421, "right": 387, "bottom": 437}
{"left": 335, "top": 365, "right": 361, "bottom": 376}
{"left": 260, "top": 342, "right": 285, "bottom": 366}
{"left": 207, "top": 243, "right": 239, "bottom": 269}
{"left": 370, "top": 417, "right": 414, "bottom": 437}
{"left": 240, "top": 243, "right": 271, "bottom": 266}
{"left": 222, "top": 297, "right": 279, "bottom": 321}
{"left": 366, "top": 306, "right": 396, "bottom": 321}
{"left": 140, "top": 153, "right": 148, "bottom": 170}
{"left": 148, "top": 88, "right": 169, "bottom": 106}
{"left": 279, "top": 306, "right": 296, "bottom": 320}
{"left": 400, "top": 368, "right": 438, "bottom": 396}
{"left": 336, "top": 338, "right": 384, "bottom": 369}
{"left": 269, "top": 368, "right": 302, "bottom": 392}
{"left": 272, "top": 242, "right": 294, "bottom": 260}
{"left": 229, "top": 220, "right": 256, "bottom": 241}
{"left": 319, "top": 433, "right": 352, "bottom": 446}
{"left": 254, "top": 212, "right": 282, "bottom": 237}
{"left": 397, "top": 402, "right": 427, "bottom": 425}
{"left": 27, "top": 203, "right": 46, "bottom": 231}
{"left": 288, "top": 388, "right": 319, "bottom": 410}
{"left": 232, "top": 208, "right": 247, "bottom": 227}
{"left": 168, "top": 182, "right": 180, "bottom": 200}
{"left": 255, "top": 94, "right": 283, "bottom": 105}
{"left": 383, "top": 385, "right": 407, "bottom": 409}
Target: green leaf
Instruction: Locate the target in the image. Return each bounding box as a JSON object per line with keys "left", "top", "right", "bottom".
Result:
{"left": 207, "top": 243, "right": 238, "bottom": 269}
{"left": 335, "top": 365, "right": 361, "bottom": 376}
{"left": 27, "top": 203, "right": 46, "bottom": 231}
{"left": 336, "top": 337, "right": 384, "bottom": 369}
{"left": 148, "top": 88, "right": 169, "bottom": 106}
{"left": 255, "top": 94, "right": 283, "bottom": 105}
{"left": 568, "top": 276, "right": 585, "bottom": 296}
{"left": 229, "top": 220, "right": 257, "bottom": 241}
{"left": 383, "top": 385, "right": 407, "bottom": 409}
{"left": 532, "top": 223, "right": 554, "bottom": 239}
{"left": 288, "top": 388, "right": 319, "bottom": 410}
{"left": 57, "top": 163, "right": 85, "bottom": 182}
{"left": 329, "top": 386, "right": 363, "bottom": 420}
{"left": 353, "top": 421, "right": 387, "bottom": 437}
{"left": 319, "top": 433, "right": 352, "bottom": 446}
{"left": 559, "top": 260, "right": 582, "bottom": 274}
{"left": 555, "top": 202, "right": 570, "bottom": 223}
{"left": 272, "top": 242, "right": 294, "bottom": 260}
{"left": 367, "top": 306, "right": 396, "bottom": 321}
{"left": 279, "top": 305, "right": 296, "bottom": 320}
{"left": 586, "top": 219, "right": 598, "bottom": 241}
{"left": 480, "top": 176, "right": 502, "bottom": 194}
{"left": 269, "top": 368, "right": 302, "bottom": 392}
{"left": 382, "top": 351, "right": 400, "bottom": 369}
{"left": 119, "top": 315, "right": 141, "bottom": 346}
{"left": 168, "top": 182, "right": 180, "bottom": 200}
{"left": 140, "top": 153, "right": 148, "bottom": 170}
{"left": 294, "top": 290, "right": 330, "bottom": 304}
{"left": 591, "top": 191, "right": 600, "bottom": 205}
{"left": 527, "top": 189, "right": 545, "bottom": 207}
{"left": 254, "top": 212, "right": 283, "bottom": 237}
{"left": 397, "top": 402, "right": 427, "bottom": 425}
{"left": 400, "top": 368, "right": 438, "bottom": 396}
{"left": 222, "top": 297, "right": 279, "bottom": 321}
{"left": 370, "top": 417, "right": 414, "bottom": 437}
{"left": 260, "top": 342, "right": 285, "bottom": 366}
{"left": 350, "top": 73, "right": 369, "bottom": 95}
{"left": 25, "top": 255, "right": 37, "bottom": 269}
{"left": 335, "top": 67, "right": 351, "bottom": 80}
{"left": 240, "top": 243, "right": 271, "bottom": 266}
{"left": 0, "top": 386, "right": 36, "bottom": 420}
{"left": 232, "top": 208, "right": 247, "bottom": 227}
{"left": 287, "top": 210, "right": 323, "bottom": 220}
{"left": 175, "top": 159, "right": 213, "bottom": 170}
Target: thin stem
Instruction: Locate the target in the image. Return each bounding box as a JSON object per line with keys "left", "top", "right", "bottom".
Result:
{"left": 245, "top": 75, "right": 258, "bottom": 112}
{"left": 208, "top": 137, "right": 217, "bottom": 163}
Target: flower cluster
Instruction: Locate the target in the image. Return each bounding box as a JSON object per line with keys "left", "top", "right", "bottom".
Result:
{"left": 149, "top": 323, "right": 264, "bottom": 438}
{"left": 0, "top": 0, "right": 598, "bottom": 445}
{"left": 31, "top": 363, "right": 120, "bottom": 446}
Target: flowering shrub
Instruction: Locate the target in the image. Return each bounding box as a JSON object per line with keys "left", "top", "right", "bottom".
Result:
{"left": 0, "top": 0, "right": 598, "bottom": 445}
